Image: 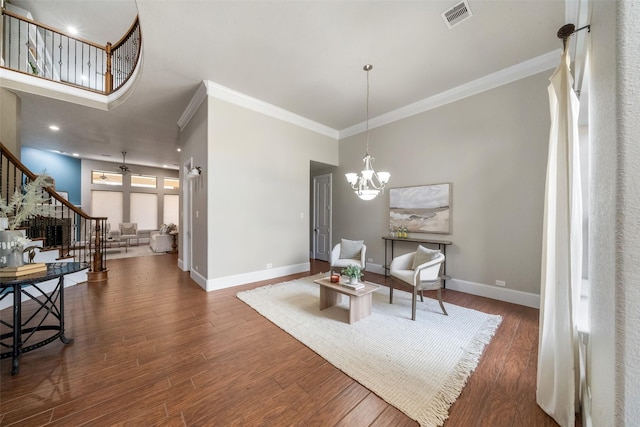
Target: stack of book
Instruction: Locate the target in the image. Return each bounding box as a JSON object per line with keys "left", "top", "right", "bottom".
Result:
{"left": 340, "top": 280, "right": 365, "bottom": 290}
{"left": 0, "top": 263, "right": 47, "bottom": 279}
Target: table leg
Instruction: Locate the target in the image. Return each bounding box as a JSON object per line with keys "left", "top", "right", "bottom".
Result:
{"left": 384, "top": 240, "right": 388, "bottom": 277}
{"left": 349, "top": 293, "right": 373, "bottom": 324}
{"left": 441, "top": 244, "right": 448, "bottom": 289}
{"left": 58, "top": 277, "right": 73, "bottom": 344}
{"left": 319, "top": 286, "right": 339, "bottom": 311}
{"left": 12, "top": 285, "right": 21, "bottom": 375}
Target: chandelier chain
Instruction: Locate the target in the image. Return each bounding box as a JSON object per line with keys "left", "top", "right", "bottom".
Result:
{"left": 366, "top": 66, "right": 370, "bottom": 155}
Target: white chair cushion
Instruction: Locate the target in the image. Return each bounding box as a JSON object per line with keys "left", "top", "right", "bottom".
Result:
{"left": 412, "top": 245, "right": 441, "bottom": 270}
{"left": 332, "top": 258, "right": 363, "bottom": 269}
{"left": 392, "top": 269, "right": 415, "bottom": 286}
{"left": 340, "top": 239, "right": 363, "bottom": 259}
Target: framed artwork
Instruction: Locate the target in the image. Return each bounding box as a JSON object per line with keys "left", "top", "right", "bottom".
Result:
{"left": 389, "top": 183, "right": 452, "bottom": 234}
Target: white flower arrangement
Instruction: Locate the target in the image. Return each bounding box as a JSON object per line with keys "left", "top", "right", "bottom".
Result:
{"left": 12, "top": 235, "right": 32, "bottom": 247}
{"left": 0, "top": 175, "right": 54, "bottom": 230}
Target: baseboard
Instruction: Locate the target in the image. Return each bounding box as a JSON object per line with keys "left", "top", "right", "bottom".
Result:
{"left": 364, "top": 263, "right": 540, "bottom": 308}
{"left": 365, "top": 262, "right": 385, "bottom": 275}
{"left": 446, "top": 278, "right": 540, "bottom": 308}
{"left": 205, "top": 262, "right": 310, "bottom": 292}
{"left": 190, "top": 268, "right": 207, "bottom": 291}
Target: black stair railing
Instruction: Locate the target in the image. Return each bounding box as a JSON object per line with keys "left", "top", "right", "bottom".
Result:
{"left": 0, "top": 142, "right": 108, "bottom": 281}
{"left": 1, "top": 8, "right": 141, "bottom": 95}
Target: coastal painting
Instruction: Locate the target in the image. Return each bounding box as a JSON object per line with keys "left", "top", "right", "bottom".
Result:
{"left": 389, "top": 183, "right": 451, "bottom": 234}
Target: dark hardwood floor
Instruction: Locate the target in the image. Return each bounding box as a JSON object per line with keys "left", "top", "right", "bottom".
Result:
{"left": 0, "top": 255, "right": 563, "bottom": 426}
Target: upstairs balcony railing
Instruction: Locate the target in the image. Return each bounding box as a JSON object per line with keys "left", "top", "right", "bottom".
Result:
{"left": 1, "top": 9, "right": 141, "bottom": 94}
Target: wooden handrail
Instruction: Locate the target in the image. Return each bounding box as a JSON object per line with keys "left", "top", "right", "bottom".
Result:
{"left": 1, "top": 9, "right": 105, "bottom": 50}
{"left": 0, "top": 142, "right": 101, "bottom": 219}
{"left": 112, "top": 16, "right": 140, "bottom": 50}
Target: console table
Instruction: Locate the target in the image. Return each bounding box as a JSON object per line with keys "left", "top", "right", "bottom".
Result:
{"left": 0, "top": 262, "right": 88, "bottom": 375}
{"left": 382, "top": 237, "right": 452, "bottom": 287}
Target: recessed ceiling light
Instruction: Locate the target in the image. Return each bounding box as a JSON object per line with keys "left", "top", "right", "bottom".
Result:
{"left": 163, "top": 164, "right": 169, "bottom": 168}
{"left": 49, "top": 125, "right": 59, "bottom": 131}
{"left": 176, "top": 148, "right": 181, "bottom": 152}
{"left": 67, "top": 26, "right": 78, "bottom": 35}
{"left": 72, "top": 153, "right": 79, "bottom": 157}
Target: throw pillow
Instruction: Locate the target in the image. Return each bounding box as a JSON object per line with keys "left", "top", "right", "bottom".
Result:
{"left": 121, "top": 225, "right": 136, "bottom": 235}
{"left": 339, "top": 239, "right": 364, "bottom": 259}
{"left": 411, "top": 245, "right": 441, "bottom": 270}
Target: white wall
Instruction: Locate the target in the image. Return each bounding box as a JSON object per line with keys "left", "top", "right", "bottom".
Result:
{"left": 206, "top": 96, "right": 338, "bottom": 286}
{"left": 0, "top": 88, "right": 21, "bottom": 155}
{"left": 334, "top": 71, "right": 550, "bottom": 297}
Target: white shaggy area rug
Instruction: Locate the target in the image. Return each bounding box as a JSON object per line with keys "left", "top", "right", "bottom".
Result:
{"left": 237, "top": 274, "right": 502, "bottom": 427}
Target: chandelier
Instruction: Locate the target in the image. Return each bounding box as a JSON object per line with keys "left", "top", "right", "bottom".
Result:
{"left": 345, "top": 64, "right": 390, "bottom": 201}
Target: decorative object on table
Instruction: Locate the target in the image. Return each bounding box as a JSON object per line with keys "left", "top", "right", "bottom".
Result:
{"left": 159, "top": 223, "right": 177, "bottom": 234}
{"left": 0, "top": 262, "right": 47, "bottom": 278}
{"left": 342, "top": 264, "right": 363, "bottom": 285}
{"left": 0, "top": 175, "right": 53, "bottom": 268}
{"left": 0, "top": 174, "right": 53, "bottom": 231}
{"left": 344, "top": 64, "right": 390, "bottom": 201}
{"left": 390, "top": 183, "right": 452, "bottom": 234}
{"left": 237, "top": 274, "right": 502, "bottom": 427}
{"left": 330, "top": 273, "right": 340, "bottom": 283}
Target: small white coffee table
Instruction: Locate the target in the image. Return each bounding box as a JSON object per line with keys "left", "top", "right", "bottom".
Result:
{"left": 313, "top": 277, "right": 381, "bottom": 324}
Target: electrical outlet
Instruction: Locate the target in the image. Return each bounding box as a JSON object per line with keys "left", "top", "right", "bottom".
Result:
{"left": 266, "top": 263, "right": 272, "bottom": 269}
{"left": 495, "top": 280, "right": 506, "bottom": 287}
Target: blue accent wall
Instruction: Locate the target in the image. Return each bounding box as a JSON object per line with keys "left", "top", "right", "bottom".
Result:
{"left": 21, "top": 147, "right": 82, "bottom": 205}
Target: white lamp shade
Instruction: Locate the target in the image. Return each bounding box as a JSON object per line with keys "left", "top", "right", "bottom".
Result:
{"left": 345, "top": 173, "right": 359, "bottom": 185}
{"left": 361, "top": 169, "right": 374, "bottom": 180}
{"left": 377, "top": 172, "right": 391, "bottom": 184}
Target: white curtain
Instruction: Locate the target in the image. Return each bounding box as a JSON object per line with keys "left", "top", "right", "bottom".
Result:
{"left": 536, "top": 46, "right": 583, "bottom": 427}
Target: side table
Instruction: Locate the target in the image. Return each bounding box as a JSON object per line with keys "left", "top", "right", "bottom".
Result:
{"left": 0, "top": 262, "right": 88, "bottom": 375}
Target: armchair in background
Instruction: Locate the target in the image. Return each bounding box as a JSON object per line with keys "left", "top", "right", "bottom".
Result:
{"left": 119, "top": 223, "right": 138, "bottom": 252}
{"left": 330, "top": 239, "right": 367, "bottom": 275}
{"left": 150, "top": 231, "right": 173, "bottom": 253}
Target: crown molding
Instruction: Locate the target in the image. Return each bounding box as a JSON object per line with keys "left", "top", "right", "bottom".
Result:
{"left": 203, "top": 80, "right": 339, "bottom": 139}
{"left": 177, "top": 80, "right": 339, "bottom": 139}
{"left": 339, "top": 49, "right": 562, "bottom": 139}
{"left": 177, "top": 81, "right": 208, "bottom": 131}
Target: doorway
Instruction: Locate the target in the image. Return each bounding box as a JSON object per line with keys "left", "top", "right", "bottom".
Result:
{"left": 312, "top": 173, "right": 332, "bottom": 261}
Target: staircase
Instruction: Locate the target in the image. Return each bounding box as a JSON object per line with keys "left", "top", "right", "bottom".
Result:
{"left": 1, "top": 142, "right": 109, "bottom": 283}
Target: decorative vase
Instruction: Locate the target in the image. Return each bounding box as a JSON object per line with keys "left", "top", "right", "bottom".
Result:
{"left": 0, "top": 230, "right": 24, "bottom": 268}
{"left": 349, "top": 276, "right": 358, "bottom": 285}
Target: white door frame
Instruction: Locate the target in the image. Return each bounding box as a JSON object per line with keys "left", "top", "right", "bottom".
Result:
{"left": 181, "top": 158, "right": 193, "bottom": 271}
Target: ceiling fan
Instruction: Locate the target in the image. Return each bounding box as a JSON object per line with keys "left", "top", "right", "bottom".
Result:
{"left": 118, "top": 151, "right": 131, "bottom": 174}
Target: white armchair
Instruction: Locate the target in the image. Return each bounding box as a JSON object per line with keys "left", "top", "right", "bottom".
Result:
{"left": 119, "top": 223, "right": 138, "bottom": 252}
{"left": 389, "top": 246, "right": 447, "bottom": 320}
{"left": 150, "top": 231, "right": 173, "bottom": 253}
{"left": 330, "top": 239, "right": 367, "bottom": 275}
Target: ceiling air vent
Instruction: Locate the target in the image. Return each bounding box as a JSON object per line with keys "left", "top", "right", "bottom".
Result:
{"left": 442, "top": 1, "right": 473, "bottom": 29}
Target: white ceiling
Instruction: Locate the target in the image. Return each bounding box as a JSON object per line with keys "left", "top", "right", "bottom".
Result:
{"left": 7, "top": 0, "right": 569, "bottom": 169}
